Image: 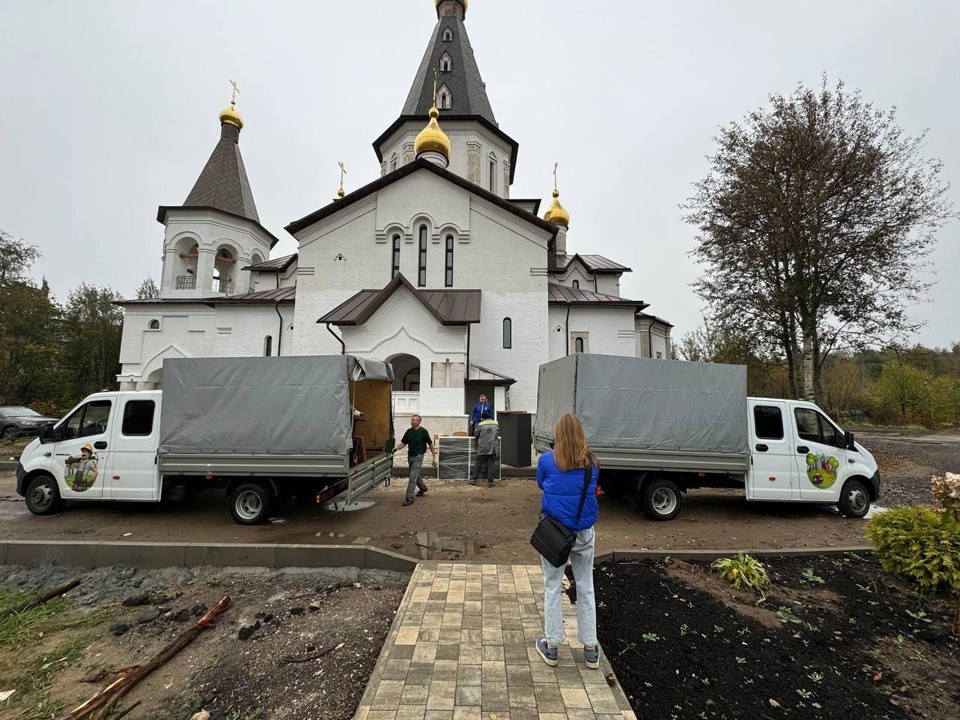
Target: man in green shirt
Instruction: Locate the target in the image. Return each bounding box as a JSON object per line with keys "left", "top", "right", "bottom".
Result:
{"left": 395, "top": 414, "right": 435, "bottom": 506}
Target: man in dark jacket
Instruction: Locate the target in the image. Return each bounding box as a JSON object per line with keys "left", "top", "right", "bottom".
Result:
{"left": 467, "top": 394, "right": 492, "bottom": 435}
{"left": 470, "top": 410, "right": 499, "bottom": 486}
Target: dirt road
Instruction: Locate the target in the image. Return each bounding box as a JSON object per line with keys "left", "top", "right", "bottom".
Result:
{"left": 5, "top": 430, "right": 953, "bottom": 563}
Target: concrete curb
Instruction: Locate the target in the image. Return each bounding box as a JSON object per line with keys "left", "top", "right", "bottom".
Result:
{"left": 0, "top": 540, "right": 418, "bottom": 573}
{"left": 0, "top": 461, "right": 18, "bottom": 471}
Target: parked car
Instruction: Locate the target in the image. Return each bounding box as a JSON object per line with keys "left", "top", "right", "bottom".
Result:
{"left": 0, "top": 406, "right": 57, "bottom": 440}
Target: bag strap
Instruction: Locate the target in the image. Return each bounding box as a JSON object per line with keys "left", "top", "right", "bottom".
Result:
{"left": 573, "top": 465, "right": 592, "bottom": 525}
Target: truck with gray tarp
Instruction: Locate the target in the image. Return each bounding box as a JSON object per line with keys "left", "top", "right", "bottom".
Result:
{"left": 535, "top": 354, "right": 880, "bottom": 520}
{"left": 18, "top": 355, "right": 394, "bottom": 524}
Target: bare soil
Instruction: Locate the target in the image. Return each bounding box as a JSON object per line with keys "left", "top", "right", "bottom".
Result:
{"left": 0, "top": 567, "right": 407, "bottom": 720}
{"left": 594, "top": 554, "right": 960, "bottom": 720}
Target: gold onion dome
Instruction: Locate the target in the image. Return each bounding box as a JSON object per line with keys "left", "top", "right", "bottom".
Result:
{"left": 544, "top": 190, "right": 570, "bottom": 227}
{"left": 219, "top": 102, "right": 244, "bottom": 130}
{"left": 415, "top": 106, "right": 451, "bottom": 158}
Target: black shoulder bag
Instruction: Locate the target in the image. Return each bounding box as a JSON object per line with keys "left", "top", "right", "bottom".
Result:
{"left": 530, "top": 465, "right": 593, "bottom": 568}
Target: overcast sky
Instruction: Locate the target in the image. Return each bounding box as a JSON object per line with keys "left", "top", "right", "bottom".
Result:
{"left": 1, "top": 0, "right": 958, "bottom": 349}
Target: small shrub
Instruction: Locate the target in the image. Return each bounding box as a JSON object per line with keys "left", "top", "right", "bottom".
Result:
{"left": 865, "top": 505, "right": 960, "bottom": 633}
{"left": 711, "top": 552, "right": 770, "bottom": 598}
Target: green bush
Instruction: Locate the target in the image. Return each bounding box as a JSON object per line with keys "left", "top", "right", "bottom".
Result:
{"left": 711, "top": 552, "right": 770, "bottom": 598}
{"left": 865, "top": 506, "right": 960, "bottom": 594}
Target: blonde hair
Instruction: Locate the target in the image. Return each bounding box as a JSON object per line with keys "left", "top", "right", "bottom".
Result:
{"left": 552, "top": 414, "right": 596, "bottom": 471}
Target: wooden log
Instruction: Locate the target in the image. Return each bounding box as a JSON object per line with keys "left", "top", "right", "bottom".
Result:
{"left": 62, "top": 595, "right": 231, "bottom": 720}
{"left": 2, "top": 578, "right": 82, "bottom": 616}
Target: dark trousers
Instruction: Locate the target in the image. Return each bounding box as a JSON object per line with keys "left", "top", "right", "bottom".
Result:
{"left": 475, "top": 454, "right": 497, "bottom": 484}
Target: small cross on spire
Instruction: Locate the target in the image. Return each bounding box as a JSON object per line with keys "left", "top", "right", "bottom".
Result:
{"left": 337, "top": 162, "right": 347, "bottom": 199}
{"left": 229, "top": 79, "right": 239, "bottom": 107}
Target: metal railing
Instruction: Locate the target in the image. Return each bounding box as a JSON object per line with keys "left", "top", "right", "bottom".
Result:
{"left": 175, "top": 275, "right": 196, "bottom": 290}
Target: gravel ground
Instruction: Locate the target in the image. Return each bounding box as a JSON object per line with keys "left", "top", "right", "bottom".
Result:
{"left": 859, "top": 432, "right": 960, "bottom": 507}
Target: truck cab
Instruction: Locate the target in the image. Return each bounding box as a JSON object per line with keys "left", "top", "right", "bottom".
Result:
{"left": 17, "top": 391, "right": 163, "bottom": 513}
{"left": 747, "top": 397, "right": 879, "bottom": 515}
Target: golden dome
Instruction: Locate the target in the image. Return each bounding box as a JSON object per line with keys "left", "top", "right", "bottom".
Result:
{"left": 219, "top": 102, "right": 244, "bottom": 130}
{"left": 544, "top": 190, "right": 570, "bottom": 227}
{"left": 415, "top": 105, "right": 451, "bottom": 158}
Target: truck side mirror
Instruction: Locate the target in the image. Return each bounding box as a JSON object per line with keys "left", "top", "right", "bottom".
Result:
{"left": 845, "top": 431, "right": 856, "bottom": 451}
{"left": 39, "top": 423, "right": 54, "bottom": 445}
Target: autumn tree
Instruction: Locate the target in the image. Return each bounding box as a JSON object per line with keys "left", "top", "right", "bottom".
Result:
{"left": 61, "top": 284, "right": 124, "bottom": 396}
{"left": 685, "top": 78, "right": 952, "bottom": 402}
{"left": 135, "top": 277, "right": 160, "bottom": 299}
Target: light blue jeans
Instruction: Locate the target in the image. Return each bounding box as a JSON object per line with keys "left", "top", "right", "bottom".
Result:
{"left": 540, "top": 526, "right": 597, "bottom": 647}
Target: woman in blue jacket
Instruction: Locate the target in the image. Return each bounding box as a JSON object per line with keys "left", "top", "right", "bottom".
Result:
{"left": 534, "top": 413, "right": 601, "bottom": 669}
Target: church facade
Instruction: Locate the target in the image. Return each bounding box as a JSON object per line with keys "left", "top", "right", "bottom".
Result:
{"left": 118, "top": 0, "right": 672, "bottom": 434}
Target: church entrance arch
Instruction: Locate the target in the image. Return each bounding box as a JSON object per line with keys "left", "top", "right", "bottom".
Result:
{"left": 387, "top": 353, "right": 421, "bottom": 416}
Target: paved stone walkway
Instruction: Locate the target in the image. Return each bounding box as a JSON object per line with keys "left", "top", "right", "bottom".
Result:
{"left": 355, "top": 562, "right": 637, "bottom": 720}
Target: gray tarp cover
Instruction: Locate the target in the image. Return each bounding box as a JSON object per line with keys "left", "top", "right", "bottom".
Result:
{"left": 159, "top": 355, "right": 393, "bottom": 455}
{"left": 537, "top": 354, "right": 748, "bottom": 455}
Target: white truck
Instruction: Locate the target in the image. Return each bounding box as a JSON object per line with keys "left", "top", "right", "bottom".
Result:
{"left": 16, "top": 355, "right": 395, "bottom": 524}
{"left": 535, "top": 354, "right": 880, "bottom": 521}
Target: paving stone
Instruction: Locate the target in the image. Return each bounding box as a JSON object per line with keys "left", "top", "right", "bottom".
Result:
{"left": 505, "top": 664, "right": 533, "bottom": 688}
{"left": 401, "top": 685, "right": 431, "bottom": 705}
{"left": 560, "top": 687, "right": 592, "bottom": 709}
{"left": 507, "top": 685, "right": 537, "bottom": 708}
{"left": 436, "top": 643, "right": 460, "bottom": 660}
{"left": 382, "top": 659, "right": 411, "bottom": 681}
{"left": 481, "top": 645, "right": 505, "bottom": 661}
{"left": 534, "top": 683, "right": 565, "bottom": 713}
{"left": 419, "top": 627, "right": 441, "bottom": 642}
{"left": 584, "top": 685, "right": 621, "bottom": 715}
{"left": 427, "top": 680, "right": 457, "bottom": 711}
{"left": 396, "top": 706, "right": 427, "bottom": 720}
{"left": 457, "top": 664, "right": 482, "bottom": 686}
{"left": 481, "top": 660, "right": 507, "bottom": 683}
{"left": 406, "top": 664, "right": 435, "bottom": 686}
{"left": 454, "top": 685, "right": 482, "bottom": 707}
{"left": 412, "top": 642, "right": 439, "bottom": 664}
{"left": 433, "top": 659, "right": 459, "bottom": 681}
{"left": 453, "top": 708, "right": 481, "bottom": 720}
{"left": 480, "top": 681, "right": 510, "bottom": 712}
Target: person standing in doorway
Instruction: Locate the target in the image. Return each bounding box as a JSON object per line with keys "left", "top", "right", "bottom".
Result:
{"left": 534, "top": 414, "right": 601, "bottom": 669}
{"left": 394, "top": 415, "right": 435, "bottom": 506}
{"left": 471, "top": 410, "right": 499, "bottom": 486}
{"left": 468, "top": 393, "right": 493, "bottom": 435}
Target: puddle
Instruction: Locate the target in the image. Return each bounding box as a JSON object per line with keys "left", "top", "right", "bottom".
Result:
{"left": 323, "top": 499, "right": 376, "bottom": 512}
{"left": 415, "top": 531, "right": 476, "bottom": 560}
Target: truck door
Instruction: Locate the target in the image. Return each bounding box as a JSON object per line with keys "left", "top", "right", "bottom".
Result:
{"left": 747, "top": 401, "right": 796, "bottom": 501}
{"left": 52, "top": 398, "right": 113, "bottom": 500}
{"left": 107, "top": 396, "right": 161, "bottom": 501}
{"left": 792, "top": 406, "right": 850, "bottom": 502}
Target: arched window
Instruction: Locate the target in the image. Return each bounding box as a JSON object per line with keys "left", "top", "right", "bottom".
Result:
{"left": 442, "top": 28, "right": 454, "bottom": 42}
{"left": 439, "top": 53, "right": 452, "bottom": 73}
{"left": 437, "top": 85, "right": 452, "bottom": 110}
{"left": 488, "top": 156, "right": 497, "bottom": 193}
{"left": 503, "top": 318, "right": 512, "bottom": 349}
{"left": 390, "top": 154, "right": 399, "bottom": 172}
{"left": 148, "top": 319, "right": 160, "bottom": 330}
{"left": 391, "top": 235, "right": 401, "bottom": 279}
{"left": 575, "top": 337, "right": 584, "bottom": 353}
{"left": 418, "top": 226, "right": 428, "bottom": 287}
{"left": 264, "top": 335, "right": 273, "bottom": 357}
{"left": 445, "top": 235, "right": 454, "bottom": 287}
{"left": 572, "top": 279, "right": 579, "bottom": 289}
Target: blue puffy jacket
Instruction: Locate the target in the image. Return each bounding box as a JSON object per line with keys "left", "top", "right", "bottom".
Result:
{"left": 536, "top": 451, "right": 599, "bottom": 531}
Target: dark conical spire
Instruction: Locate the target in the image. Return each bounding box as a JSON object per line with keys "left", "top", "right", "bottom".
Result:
{"left": 183, "top": 106, "right": 260, "bottom": 223}
{"left": 401, "top": 5, "right": 497, "bottom": 126}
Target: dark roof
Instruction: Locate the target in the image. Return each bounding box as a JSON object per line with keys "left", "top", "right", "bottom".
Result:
{"left": 373, "top": 13, "right": 519, "bottom": 182}
{"left": 286, "top": 158, "right": 558, "bottom": 238}
{"left": 552, "top": 253, "right": 632, "bottom": 274}
{"left": 548, "top": 282, "right": 648, "bottom": 311}
{"left": 636, "top": 312, "right": 674, "bottom": 328}
{"left": 318, "top": 273, "right": 481, "bottom": 326}
{"left": 243, "top": 254, "right": 297, "bottom": 272}
{"left": 156, "top": 206, "right": 282, "bottom": 249}
{"left": 183, "top": 122, "right": 260, "bottom": 223}
{"left": 115, "top": 286, "right": 295, "bottom": 307}
{"left": 402, "top": 14, "right": 496, "bottom": 125}
{"left": 507, "top": 198, "right": 542, "bottom": 215}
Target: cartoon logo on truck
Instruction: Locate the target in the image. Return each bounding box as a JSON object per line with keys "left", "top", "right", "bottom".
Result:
{"left": 805, "top": 453, "right": 839, "bottom": 489}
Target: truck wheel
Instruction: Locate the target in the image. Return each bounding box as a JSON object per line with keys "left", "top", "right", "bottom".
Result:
{"left": 642, "top": 478, "right": 682, "bottom": 521}
{"left": 838, "top": 478, "right": 871, "bottom": 518}
{"left": 25, "top": 474, "right": 63, "bottom": 515}
{"left": 229, "top": 483, "right": 275, "bottom": 525}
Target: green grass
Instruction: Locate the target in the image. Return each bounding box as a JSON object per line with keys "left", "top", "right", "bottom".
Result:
{"left": 5, "top": 634, "right": 92, "bottom": 720}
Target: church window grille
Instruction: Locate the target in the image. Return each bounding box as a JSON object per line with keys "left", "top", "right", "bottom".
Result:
{"left": 575, "top": 337, "right": 584, "bottom": 353}
{"left": 264, "top": 335, "right": 273, "bottom": 357}
{"left": 391, "top": 235, "right": 401, "bottom": 279}
{"left": 418, "top": 226, "right": 428, "bottom": 287}
{"left": 572, "top": 279, "right": 579, "bottom": 289}
{"left": 503, "top": 318, "right": 512, "bottom": 349}
{"left": 147, "top": 319, "right": 160, "bottom": 330}
{"left": 442, "top": 28, "right": 453, "bottom": 42}
{"left": 445, "top": 235, "right": 454, "bottom": 287}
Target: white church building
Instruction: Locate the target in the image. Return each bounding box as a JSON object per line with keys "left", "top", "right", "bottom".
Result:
{"left": 118, "top": 0, "right": 672, "bottom": 435}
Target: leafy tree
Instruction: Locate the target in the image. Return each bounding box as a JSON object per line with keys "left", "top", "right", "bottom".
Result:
{"left": 0, "top": 230, "right": 40, "bottom": 286}
{"left": 872, "top": 360, "right": 930, "bottom": 423}
{"left": 686, "top": 78, "right": 952, "bottom": 403}
{"left": 61, "top": 284, "right": 124, "bottom": 396}
{"left": 135, "top": 277, "right": 160, "bottom": 299}
{"left": 820, "top": 353, "right": 869, "bottom": 421}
